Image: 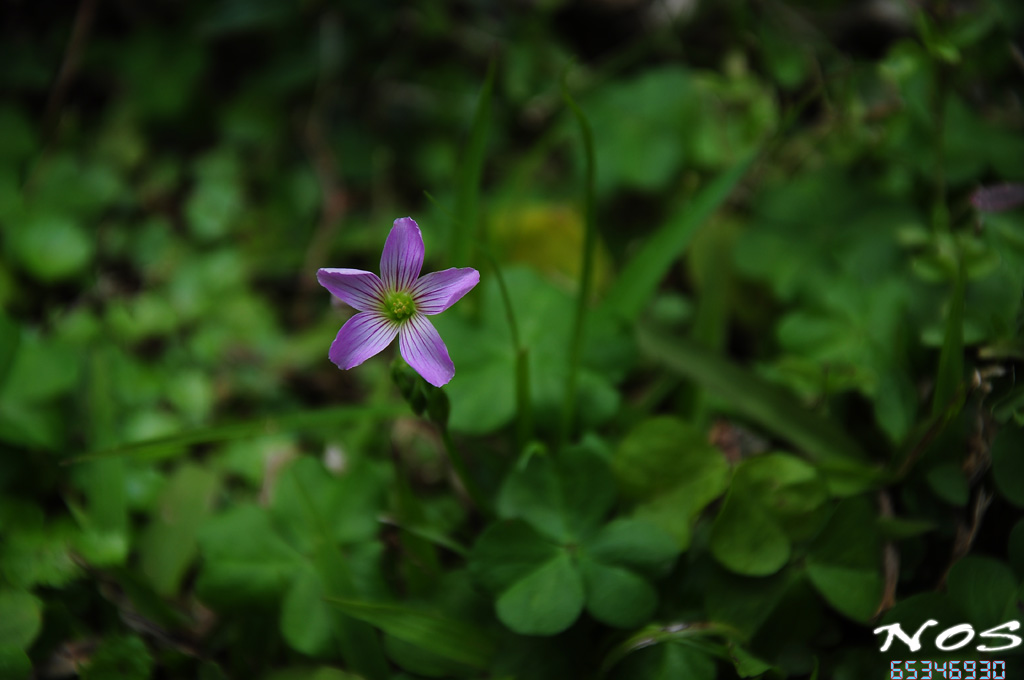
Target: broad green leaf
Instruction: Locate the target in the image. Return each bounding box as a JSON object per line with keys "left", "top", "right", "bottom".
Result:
{"left": 10, "top": 211, "right": 94, "bottom": 281}
{"left": 497, "top": 444, "right": 615, "bottom": 542}
{"left": 946, "top": 556, "right": 1019, "bottom": 629}
{"left": 0, "top": 522, "right": 81, "bottom": 589}
{"left": 0, "top": 589, "right": 41, "bottom": 649}
{"left": 271, "top": 456, "right": 385, "bottom": 552}
{"left": 614, "top": 417, "right": 728, "bottom": 499}
{"left": 637, "top": 325, "right": 880, "bottom": 493}
{"left": 602, "top": 159, "right": 752, "bottom": 323}
{"left": 434, "top": 268, "right": 628, "bottom": 435}
{"left": 584, "top": 519, "right": 679, "bottom": 578}
{"left": 140, "top": 464, "right": 219, "bottom": 596}
{"left": 992, "top": 426, "right": 1024, "bottom": 507}
{"left": 710, "top": 491, "right": 790, "bottom": 576}
{"left": 925, "top": 462, "right": 968, "bottom": 506}
{"left": 0, "top": 645, "right": 32, "bottom": 679}
{"left": 263, "top": 668, "right": 362, "bottom": 680}
{"left": 612, "top": 641, "right": 717, "bottom": 680}
{"left": 735, "top": 453, "right": 829, "bottom": 540}
{"left": 805, "top": 497, "right": 883, "bottom": 622}
{"left": 585, "top": 67, "right": 695, "bottom": 194}
{"left": 580, "top": 558, "right": 656, "bottom": 628}
{"left": 613, "top": 417, "right": 729, "bottom": 546}
{"left": 80, "top": 635, "right": 153, "bottom": 680}
{"left": 469, "top": 520, "right": 562, "bottom": 594}
{"left": 0, "top": 314, "right": 19, "bottom": 389}
{"left": 195, "top": 505, "right": 303, "bottom": 607}
{"left": 281, "top": 568, "right": 333, "bottom": 656}
{"left": 326, "top": 598, "right": 497, "bottom": 670}
{"left": 1008, "top": 519, "right": 1024, "bottom": 579}
{"left": 495, "top": 550, "right": 584, "bottom": 636}
{"left": 705, "top": 566, "right": 794, "bottom": 639}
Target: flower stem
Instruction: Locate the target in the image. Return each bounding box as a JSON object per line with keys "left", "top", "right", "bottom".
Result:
{"left": 559, "top": 67, "right": 597, "bottom": 450}
{"left": 480, "top": 248, "right": 533, "bottom": 451}
{"left": 440, "top": 425, "right": 493, "bottom": 518}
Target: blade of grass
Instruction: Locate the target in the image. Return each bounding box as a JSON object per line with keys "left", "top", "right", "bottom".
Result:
{"left": 326, "top": 598, "right": 497, "bottom": 671}
{"left": 559, "top": 66, "right": 597, "bottom": 450}
{"left": 68, "top": 403, "right": 406, "bottom": 463}
{"left": 451, "top": 60, "right": 495, "bottom": 268}
{"left": 637, "top": 324, "right": 882, "bottom": 487}
{"left": 601, "top": 156, "right": 753, "bottom": 324}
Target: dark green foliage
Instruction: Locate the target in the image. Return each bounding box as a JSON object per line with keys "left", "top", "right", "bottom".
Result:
{"left": 2, "top": 1, "right": 1024, "bottom": 678}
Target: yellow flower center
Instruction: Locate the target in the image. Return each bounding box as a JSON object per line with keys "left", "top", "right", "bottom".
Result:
{"left": 383, "top": 291, "right": 417, "bottom": 322}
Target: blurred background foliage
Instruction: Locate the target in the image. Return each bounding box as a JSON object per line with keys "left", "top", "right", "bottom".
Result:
{"left": 2, "top": 0, "right": 1024, "bottom": 678}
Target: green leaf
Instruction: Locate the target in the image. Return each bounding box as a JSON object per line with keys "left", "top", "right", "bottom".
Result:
{"left": 139, "top": 464, "right": 219, "bottom": 596}
{"left": 637, "top": 325, "right": 880, "bottom": 493}
{"left": 612, "top": 641, "right": 717, "bottom": 680}
{"left": 10, "top": 211, "right": 94, "bottom": 281}
{"left": 0, "top": 589, "right": 41, "bottom": 649}
{"left": 992, "top": 425, "right": 1024, "bottom": 507}
{"left": 280, "top": 568, "right": 334, "bottom": 656}
{"left": 469, "top": 520, "right": 562, "bottom": 594}
{"left": 601, "top": 159, "right": 752, "bottom": 323}
{"left": 0, "top": 314, "right": 19, "bottom": 390}
{"left": 271, "top": 457, "right": 385, "bottom": 551}
{"left": 497, "top": 444, "right": 615, "bottom": 542}
{"left": 1009, "top": 519, "right": 1024, "bottom": 579}
{"left": 195, "top": 505, "right": 304, "bottom": 607}
{"left": 735, "top": 453, "right": 829, "bottom": 540}
{"left": 710, "top": 490, "right": 791, "bottom": 576}
{"left": 434, "top": 268, "right": 628, "bottom": 435}
{"left": 80, "top": 635, "right": 153, "bottom": 680}
{"left": 585, "top": 67, "right": 695, "bottom": 193}
{"left": 614, "top": 417, "right": 728, "bottom": 501}
{"left": 326, "top": 598, "right": 497, "bottom": 670}
{"left": 584, "top": 519, "right": 679, "bottom": 578}
{"left": 705, "top": 566, "right": 794, "bottom": 639}
{"left": 946, "top": 556, "right": 1019, "bottom": 629}
{"left": 0, "top": 522, "right": 81, "bottom": 588}
{"left": 580, "top": 558, "right": 656, "bottom": 628}
{"left": 495, "top": 549, "right": 584, "bottom": 636}
{"left": 0, "top": 645, "right": 32, "bottom": 679}
{"left": 805, "top": 497, "right": 883, "bottom": 622}
{"left": 925, "top": 462, "right": 968, "bottom": 506}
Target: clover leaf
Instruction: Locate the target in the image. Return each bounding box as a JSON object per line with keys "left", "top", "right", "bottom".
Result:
{"left": 471, "top": 444, "right": 678, "bottom": 635}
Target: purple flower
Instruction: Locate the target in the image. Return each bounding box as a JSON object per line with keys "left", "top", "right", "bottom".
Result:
{"left": 317, "top": 217, "right": 479, "bottom": 387}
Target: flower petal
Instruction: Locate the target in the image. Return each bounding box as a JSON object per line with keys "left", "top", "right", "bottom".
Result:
{"left": 399, "top": 315, "right": 455, "bottom": 387}
{"left": 412, "top": 267, "right": 480, "bottom": 315}
{"left": 381, "top": 217, "right": 424, "bottom": 291}
{"left": 328, "top": 312, "right": 398, "bottom": 370}
{"left": 317, "top": 268, "right": 386, "bottom": 312}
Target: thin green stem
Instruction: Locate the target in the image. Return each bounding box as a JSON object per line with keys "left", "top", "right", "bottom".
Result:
{"left": 559, "top": 67, "right": 597, "bottom": 450}
{"left": 440, "top": 426, "right": 493, "bottom": 518}
{"left": 479, "top": 247, "right": 533, "bottom": 450}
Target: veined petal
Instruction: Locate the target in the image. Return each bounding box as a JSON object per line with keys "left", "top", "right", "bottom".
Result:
{"left": 329, "top": 312, "right": 398, "bottom": 370}
{"left": 412, "top": 267, "right": 480, "bottom": 315}
{"left": 399, "top": 315, "right": 455, "bottom": 387}
{"left": 317, "top": 268, "right": 386, "bottom": 312}
{"left": 381, "top": 217, "right": 424, "bottom": 291}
